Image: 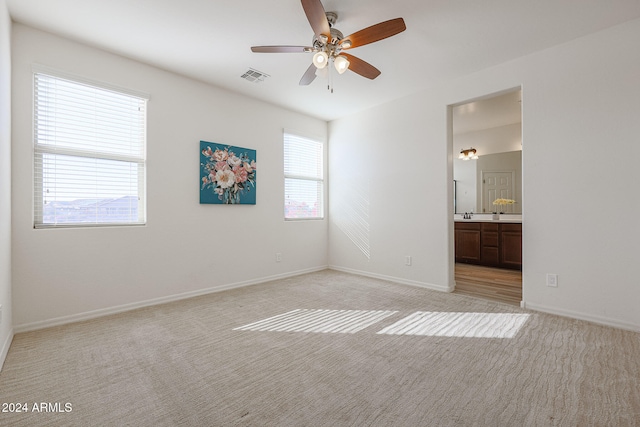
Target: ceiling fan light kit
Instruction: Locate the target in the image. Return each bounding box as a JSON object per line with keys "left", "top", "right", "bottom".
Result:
{"left": 250, "top": 0, "right": 406, "bottom": 91}
{"left": 334, "top": 55, "right": 349, "bottom": 74}
{"left": 312, "top": 51, "right": 329, "bottom": 69}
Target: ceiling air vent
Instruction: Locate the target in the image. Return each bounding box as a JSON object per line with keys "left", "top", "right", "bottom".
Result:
{"left": 241, "top": 68, "right": 269, "bottom": 83}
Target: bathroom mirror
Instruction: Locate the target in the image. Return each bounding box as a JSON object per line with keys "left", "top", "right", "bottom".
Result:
{"left": 454, "top": 150, "right": 522, "bottom": 214}
{"left": 452, "top": 89, "right": 522, "bottom": 215}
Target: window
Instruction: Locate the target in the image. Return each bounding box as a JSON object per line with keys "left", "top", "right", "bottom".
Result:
{"left": 284, "top": 131, "right": 324, "bottom": 220}
{"left": 33, "top": 69, "right": 147, "bottom": 228}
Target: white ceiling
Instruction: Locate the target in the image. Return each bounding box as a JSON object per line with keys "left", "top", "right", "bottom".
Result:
{"left": 7, "top": 0, "right": 640, "bottom": 122}
{"left": 453, "top": 89, "right": 521, "bottom": 135}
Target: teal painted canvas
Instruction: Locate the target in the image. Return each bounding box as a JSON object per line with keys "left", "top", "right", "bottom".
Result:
{"left": 200, "top": 141, "right": 257, "bottom": 204}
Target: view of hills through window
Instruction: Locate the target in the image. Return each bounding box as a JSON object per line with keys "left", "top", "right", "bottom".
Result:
{"left": 42, "top": 196, "right": 139, "bottom": 224}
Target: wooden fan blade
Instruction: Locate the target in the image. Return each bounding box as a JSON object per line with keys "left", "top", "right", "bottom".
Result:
{"left": 251, "top": 46, "right": 312, "bottom": 53}
{"left": 299, "top": 63, "right": 317, "bottom": 85}
{"left": 341, "top": 53, "right": 381, "bottom": 80}
{"left": 340, "top": 18, "right": 406, "bottom": 49}
{"left": 301, "top": 0, "right": 330, "bottom": 38}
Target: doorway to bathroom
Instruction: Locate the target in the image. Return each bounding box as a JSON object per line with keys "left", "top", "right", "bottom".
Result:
{"left": 450, "top": 88, "right": 523, "bottom": 306}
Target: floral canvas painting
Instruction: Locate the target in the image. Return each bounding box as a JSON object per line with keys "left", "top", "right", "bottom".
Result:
{"left": 200, "top": 141, "right": 257, "bottom": 204}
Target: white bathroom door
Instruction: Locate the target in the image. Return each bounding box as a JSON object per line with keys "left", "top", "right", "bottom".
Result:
{"left": 481, "top": 171, "right": 515, "bottom": 213}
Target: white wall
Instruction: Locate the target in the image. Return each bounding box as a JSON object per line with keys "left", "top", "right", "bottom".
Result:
{"left": 454, "top": 159, "right": 477, "bottom": 214}
{"left": 329, "top": 96, "right": 452, "bottom": 291}
{"left": 0, "top": 0, "right": 13, "bottom": 366}
{"left": 454, "top": 122, "right": 522, "bottom": 157}
{"left": 329, "top": 18, "right": 640, "bottom": 331}
{"left": 11, "top": 24, "right": 328, "bottom": 330}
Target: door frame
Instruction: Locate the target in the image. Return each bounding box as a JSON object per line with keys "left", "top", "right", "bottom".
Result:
{"left": 447, "top": 86, "right": 524, "bottom": 305}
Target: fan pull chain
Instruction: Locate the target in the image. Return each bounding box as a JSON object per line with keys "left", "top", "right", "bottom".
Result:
{"left": 328, "top": 58, "right": 333, "bottom": 93}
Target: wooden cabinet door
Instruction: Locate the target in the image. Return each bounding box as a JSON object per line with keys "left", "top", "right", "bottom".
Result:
{"left": 500, "top": 224, "right": 522, "bottom": 269}
{"left": 455, "top": 224, "right": 481, "bottom": 263}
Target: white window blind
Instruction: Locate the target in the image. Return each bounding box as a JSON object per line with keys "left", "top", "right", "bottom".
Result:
{"left": 33, "top": 71, "right": 147, "bottom": 228}
{"left": 284, "top": 132, "right": 324, "bottom": 219}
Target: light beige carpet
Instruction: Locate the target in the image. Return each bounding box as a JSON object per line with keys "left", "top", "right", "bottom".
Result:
{"left": 1, "top": 270, "right": 639, "bottom": 426}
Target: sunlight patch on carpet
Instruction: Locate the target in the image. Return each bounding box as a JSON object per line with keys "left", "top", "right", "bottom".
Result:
{"left": 377, "top": 311, "right": 531, "bottom": 338}
{"left": 234, "top": 309, "right": 397, "bottom": 334}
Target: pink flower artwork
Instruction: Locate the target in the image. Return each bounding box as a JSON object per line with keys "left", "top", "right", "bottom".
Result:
{"left": 200, "top": 141, "right": 257, "bottom": 204}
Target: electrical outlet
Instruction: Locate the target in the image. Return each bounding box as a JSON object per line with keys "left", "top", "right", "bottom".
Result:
{"left": 546, "top": 274, "right": 558, "bottom": 287}
{"left": 405, "top": 256, "right": 412, "bottom": 266}
{"left": 276, "top": 253, "right": 282, "bottom": 262}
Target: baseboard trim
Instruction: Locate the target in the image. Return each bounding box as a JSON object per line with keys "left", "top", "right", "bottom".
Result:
{"left": 0, "top": 329, "right": 14, "bottom": 371}
{"left": 523, "top": 301, "right": 639, "bottom": 332}
{"left": 14, "top": 266, "right": 328, "bottom": 334}
{"left": 329, "top": 265, "right": 453, "bottom": 293}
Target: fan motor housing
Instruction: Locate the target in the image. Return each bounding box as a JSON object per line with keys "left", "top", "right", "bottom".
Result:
{"left": 312, "top": 28, "right": 344, "bottom": 47}
{"left": 326, "top": 11, "right": 337, "bottom": 26}
{"left": 312, "top": 12, "right": 343, "bottom": 47}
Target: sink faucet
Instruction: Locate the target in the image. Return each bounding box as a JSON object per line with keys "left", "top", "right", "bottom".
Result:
{"left": 463, "top": 212, "right": 473, "bottom": 219}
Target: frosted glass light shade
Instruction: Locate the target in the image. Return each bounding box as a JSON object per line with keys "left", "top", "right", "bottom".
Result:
{"left": 334, "top": 55, "right": 350, "bottom": 74}
{"left": 313, "top": 51, "right": 328, "bottom": 69}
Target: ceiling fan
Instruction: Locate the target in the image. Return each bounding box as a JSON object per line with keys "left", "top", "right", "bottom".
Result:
{"left": 251, "top": 0, "right": 406, "bottom": 89}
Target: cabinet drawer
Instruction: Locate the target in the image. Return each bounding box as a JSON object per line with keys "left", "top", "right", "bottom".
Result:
{"left": 482, "top": 232, "right": 498, "bottom": 247}
{"left": 455, "top": 222, "right": 481, "bottom": 231}
{"left": 501, "top": 223, "right": 522, "bottom": 232}
{"left": 481, "top": 223, "right": 499, "bottom": 232}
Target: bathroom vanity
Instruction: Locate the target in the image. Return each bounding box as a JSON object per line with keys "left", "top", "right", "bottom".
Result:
{"left": 454, "top": 218, "right": 522, "bottom": 270}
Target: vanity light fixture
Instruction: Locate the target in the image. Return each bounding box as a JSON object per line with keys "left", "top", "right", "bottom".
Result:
{"left": 459, "top": 148, "right": 479, "bottom": 160}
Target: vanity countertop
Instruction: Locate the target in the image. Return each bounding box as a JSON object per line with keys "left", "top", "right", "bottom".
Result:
{"left": 454, "top": 215, "right": 522, "bottom": 224}
{"left": 455, "top": 219, "right": 522, "bottom": 224}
